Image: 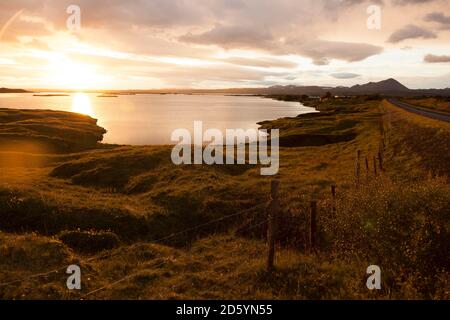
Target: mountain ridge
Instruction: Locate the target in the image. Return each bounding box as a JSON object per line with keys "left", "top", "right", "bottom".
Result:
{"left": 2, "top": 79, "right": 450, "bottom": 96}
{"left": 264, "top": 78, "right": 449, "bottom": 96}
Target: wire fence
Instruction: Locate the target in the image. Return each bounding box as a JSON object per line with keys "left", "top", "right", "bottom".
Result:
{"left": 81, "top": 215, "right": 275, "bottom": 299}
{"left": 0, "top": 201, "right": 268, "bottom": 290}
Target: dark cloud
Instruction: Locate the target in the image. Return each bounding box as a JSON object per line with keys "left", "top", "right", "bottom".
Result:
{"left": 179, "top": 24, "right": 274, "bottom": 50}
{"left": 424, "top": 54, "right": 450, "bottom": 63}
{"left": 387, "top": 24, "right": 437, "bottom": 43}
{"left": 181, "top": 25, "right": 383, "bottom": 64}
{"left": 424, "top": 12, "right": 450, "bottom": 29}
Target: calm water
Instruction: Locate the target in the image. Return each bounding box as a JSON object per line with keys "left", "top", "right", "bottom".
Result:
{"left": 0, "top": 93, "right": 315, "bottom": 145}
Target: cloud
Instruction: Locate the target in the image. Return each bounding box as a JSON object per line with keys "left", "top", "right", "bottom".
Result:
{"left": 312, "top": 58, "right": 330, "bottom": 66}
{"left": 179, "top": 24, "right": 274, "bottom": 51}
{"left": 181, "top": 24, "right": 383, "bottom": 64}
{"left": 295, "top": 39, "right": 383, "bottom": 65}
{"left": 424, "top": 54, "right": 450, "bottom": 63}
{"left": 3, "top": 0, "right": 207, "bottom": 30}
{"left": 133, "top": 63, "right": 280, "bottom": 87}
{"left": 331, "top": 72, "right": 361, "bottom": 79}
{"left": 387, "top": 24, "right": 437, "bottom": 43}
{"left": 341, "top": 0, "right": 383, "bottom": 4}
{"left": 393, "top": 0, "right": 435, "bottom": 5}
{"left": 27, "top": 38, "right": 51, "bottom": 50}
{"left": 1, "top": 0, "right": 449, "bottom": 89}
{"left": 222, "top": 57, "right": 297, "bottom": 68}
{"left": 424, "top": 12, "right": 450, "bottom": 29}
{"left": 0, "top": 10, "right": 53, "bottom": 43}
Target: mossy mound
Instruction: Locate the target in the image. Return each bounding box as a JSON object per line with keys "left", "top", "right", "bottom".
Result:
{"left": 0, "top": 108, "right": 106, "bottom": 153}
{"left": 58, "top": 230, "right": 120, "bottom": 253}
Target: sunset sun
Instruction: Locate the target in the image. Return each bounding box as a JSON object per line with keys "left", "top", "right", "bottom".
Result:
{"left": 47, "top": 54, "right": 103, "bottom": 90}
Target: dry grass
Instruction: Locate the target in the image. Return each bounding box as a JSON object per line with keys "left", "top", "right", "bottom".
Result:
{"left": 381, "top": 100, "right": 450, "bottom": 177}
{"left": 402, "top": 98, "right": 450, "bottom": 114}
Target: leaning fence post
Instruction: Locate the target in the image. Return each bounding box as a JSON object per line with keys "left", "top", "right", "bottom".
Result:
{"left": 309, "top": 201, "right": 317, "bottom": 252}
{"left": 266, "top": 180, "right": 280, "bottom": 272}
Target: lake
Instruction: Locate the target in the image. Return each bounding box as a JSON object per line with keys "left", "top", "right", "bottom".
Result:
{"left": 0, "top": 93, "right": 315, "bottom": 145}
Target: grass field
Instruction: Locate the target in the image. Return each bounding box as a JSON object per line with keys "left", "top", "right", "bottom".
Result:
{"left": 401, "top": 97, "right": 450, "bottom": 114}
{"left": 0, "top": 97, "right": 448, "bottom": 299}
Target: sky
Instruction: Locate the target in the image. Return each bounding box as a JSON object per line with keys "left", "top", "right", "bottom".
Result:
{"left": 0, "top": 0, "right": 449, "bottom": 90}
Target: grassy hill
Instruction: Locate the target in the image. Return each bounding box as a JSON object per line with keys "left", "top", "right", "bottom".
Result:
{"left": 0, "top": 108, "right": 106, "bottom": 154}
{"left": 0, "top": 97, "right": 448, "bottom": 299}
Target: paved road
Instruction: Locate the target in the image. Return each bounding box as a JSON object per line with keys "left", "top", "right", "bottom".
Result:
{"left": 387, "top": 98, "right": 450, "bottom": 123}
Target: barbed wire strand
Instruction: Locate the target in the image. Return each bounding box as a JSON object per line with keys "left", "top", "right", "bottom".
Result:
{"left": 0, "top": 202, "right": 267, "bottom": 288}
{"left": 0, "top": 267, "right": 67, "bottom": 287}
{"left": 85, "top": 202, "right": 267, "bottom": 263}
{"left": 81, "top": 216, "right": 272, "bottom": 299}
{"left": 80, "top": 260, "right": 168, "bottom": 299}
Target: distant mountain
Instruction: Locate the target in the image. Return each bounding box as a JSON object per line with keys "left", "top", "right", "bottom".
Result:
{"left": 262, "top": 78, "right": 450, "bottom": 97}
{"left": 0, "top": 87, "right": 30, "bottom": 93}
{"left": 347, "top": 78, "right": 410, "bottom": 94}
{"left": 129, "top": 78, "right": 449, "bottom": 96}
{"left": 2, "top": 79, "right": 450, "bottom": 96}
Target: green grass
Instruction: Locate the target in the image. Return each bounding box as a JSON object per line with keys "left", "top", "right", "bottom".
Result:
{"left": 0, "top": 108, "right": 106, "bottom": 153}
{"left": 0, "top": 97, "right": 449, "bottom": 299}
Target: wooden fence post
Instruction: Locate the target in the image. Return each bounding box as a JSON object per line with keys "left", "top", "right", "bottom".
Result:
{"left": 331, "top": 185, "right": 337, "bottom": 216}
{"left": 379, "top": 117, "right": 384, "bottom": 136}
{"left": 365, "top": 156, "right": 369, "bottom": 175}
{"left": 309, "top": 201, "right": 317, "bottom": 252}
{"left": 373, "top": 155, "right": 378, "bottom": 176}
{"left": 266, "top": 180, "right": 280, "bottom": 272}
{"left": 378, "top": 151, "right": 383, "bottom": 172}
{"left": 379, "top": 140, "right": 384, "bottom": 154}
{"left": 355, "top": 150, "right": 361, "bottom": 186}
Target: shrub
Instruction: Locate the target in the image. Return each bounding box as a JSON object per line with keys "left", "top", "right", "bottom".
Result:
{"left": 320, "top": 177, "right": 450, "bottom": 296}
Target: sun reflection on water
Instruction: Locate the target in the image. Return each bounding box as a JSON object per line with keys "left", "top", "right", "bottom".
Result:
{"left": 71, "top": 93, "right": 93, "bottom": 116}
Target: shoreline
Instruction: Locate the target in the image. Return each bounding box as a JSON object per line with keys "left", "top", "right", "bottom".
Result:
{"left": 1, "top": 93, "right": 315, "bottom": 147}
